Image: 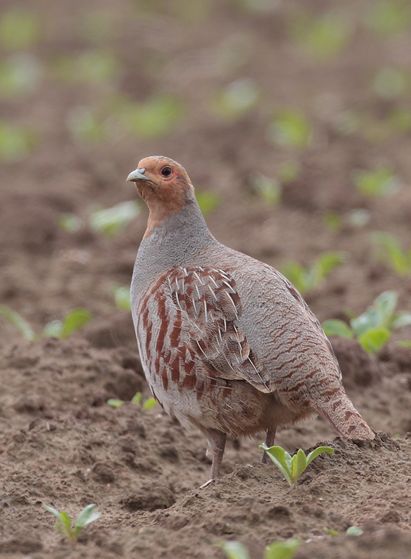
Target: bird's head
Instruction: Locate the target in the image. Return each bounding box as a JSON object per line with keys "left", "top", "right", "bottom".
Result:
{"left": 127, "top": 155, "right": 193, "bottom": 207}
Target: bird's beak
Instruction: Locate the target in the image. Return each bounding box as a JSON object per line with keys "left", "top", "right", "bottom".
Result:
{"left": 126, "top": 168, "right": 149, "bottom": 183}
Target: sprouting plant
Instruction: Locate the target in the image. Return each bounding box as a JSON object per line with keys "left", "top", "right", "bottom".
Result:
{"left": 44, "top": 504, "right": 100, "bottom": 542}
{"left": 0, "top": 305, "right": 36, "bottom": 341}
{"left": 196, "top": 191, "right": 221, "bottom": 215}
{"left": 290, "top": 12, "right": 351, "bottom": 61}
{"left": 260, "top": 444, "right": 334, "bottom": 486}
{"left": 365, "top": 0, "right": 411, "bottom": 37}
{"left": 323, "top": 291, "right": 411, "bottom": 353}
{"left": 0, "top": 306, "right": 91, "bottom": 341}
{"left": 43, "top": 309, "right": 92, "bottom": 339}
{"left": 252, "top": 174, "right": 281, "bottom": 205}
{"left": 114, "top": 286, "right": 131, "bottom": 311}
{"left": 353, "top": 167, "right": 400, "bottom": 197}
{"left": 372, "top": 232, "right": 411, "bottom": 277}
{"left": 0, "top": 54, "right": 42, "bottom": 98}
{"left": 281, "top": 252, "right": 344, "bottom": 294}
{"left": 89, "top": 201, "right": 140, "bottom": 236}
{"left": 115, "top": 94, "right": 183, "bottom": 139}
{"left": 52, "top": 50, "right": 118, "bottom": 84}
{"left": 212, "top": 78, "right": 259, "bottom": 120}
{"left": 67, "top": 106, "right": 108, "bottom": 143}
{"left": 372, "top": 67, "right": 410, "bottom": 100}
{"left": 107, "top": 391, "right": 157, "bottom": 411}
{"left": 0, "top": 120, "right": 36, "bottom": 161}
{"left": 268, "top": 109, "right": 311, "bottom": 149}
{"left": 0, "top": 9, "right": 40, "bottom": 50}
{"left": 222, "top": 538, "right": 300, "bottom": 559}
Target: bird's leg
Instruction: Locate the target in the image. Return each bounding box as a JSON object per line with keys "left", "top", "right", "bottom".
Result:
{"left": 200, "top": 429, "right": 226, "bottom": 488}
{"left": 262, "top": 426, "right": 276, "bottom": 463}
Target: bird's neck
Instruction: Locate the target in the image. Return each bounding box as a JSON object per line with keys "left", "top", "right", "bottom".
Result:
{"left": 132, "top": 200, "right": 217, "bottom": 297}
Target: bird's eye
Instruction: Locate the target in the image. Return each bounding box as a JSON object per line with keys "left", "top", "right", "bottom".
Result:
{"left": 161, "top": 166, "right": 172, "bottom": 177}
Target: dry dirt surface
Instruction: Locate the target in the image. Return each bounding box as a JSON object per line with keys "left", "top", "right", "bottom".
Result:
{"left": 1, "top": 0, "right": 411, "bottom": 558}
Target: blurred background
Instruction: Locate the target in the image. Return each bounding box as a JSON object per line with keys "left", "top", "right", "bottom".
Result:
{"left": 1, "top": 0, "right": 411, "bottom": 346}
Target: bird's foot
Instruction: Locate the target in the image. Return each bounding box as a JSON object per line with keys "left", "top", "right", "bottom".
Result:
{"left": 199, "top": 478, "right": 215, "bottom": 489}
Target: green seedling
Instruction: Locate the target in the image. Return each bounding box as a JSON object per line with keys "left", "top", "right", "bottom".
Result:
{"left": 107, "top": 392, "right": 156, "bottom": 411}
{"left": 89, "top": 201, "right": 140, "bottom": 236}
{"left": 282, "top": 252, "right": 344, "bottom": 294}
{"left": 0, "top": 9, "right": 40, "bottom": 50}
{"left": 260, "top": 444, "right": 334, "bottom": 486}
{"left": 67, "top": 106, "right": 108, "bottom": 143}
{"left": 114, "top": 286, "right": 131, "bottom": 311}
{"left": 0, "top": 54, "right": 42, "bottom": 98}
{"left": 373, "top": 232, "right": 411, "bottom": 277}
{"left": 346, "top": 526, "right": 363, "bottom": 537}
{"left": 353, "top": 167, "right": 400, "bottom": 197}
{"left": 213, "top": 78, "right": 259, "bottom": 120}
{"left": 43, "top": 309, "right": 91, "bottom": 339}
{"left": 0, "top": 121, "right": 36, "bottom": 162}
{"left": 373, "top": 67, "right": 410, "bottom": 99}
{"left": 0, "top": 306, "right": 92, "bottom": 341}
{"left": 44, "top": 504, "right": 100, "bottom": 542}
{"left": 252, "top": 174, "right": 281, "bottom": 205}
{"left": 196, "top": 191, "right": 221, "bottom": 215}
{"left": 290, "top": 12, "right": 350, "bottom": 61}
{"left": 58, "top": 213, "right": 83, "bottom": 233}
{"left": 52, "top": 51, "right": 118, "bottom": 84}
{"left": 365, "top": 0, "right": 411, "bottom": 36}
{"left": 268, "top": 109, "right": 311, "bottom": 149}
{"left": 115, "top": 94, "right": 183, "bottom": 139}
{"left": 0, "top": 305, "right": 36, "bottom": 341}
{"left": 323, "top": 291, "right": 411, "bottom": 352}
{"left": 222, "top": 538, "right": 300, "bottom": 559}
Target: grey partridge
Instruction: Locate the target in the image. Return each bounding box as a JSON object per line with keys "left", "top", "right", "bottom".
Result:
{"left": 127, "top": 156, "right": 374, "bottom": 482}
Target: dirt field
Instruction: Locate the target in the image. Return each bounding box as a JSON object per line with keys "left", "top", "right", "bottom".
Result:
{"left": 1, "top": 1, "right": 410, "bottom": 557}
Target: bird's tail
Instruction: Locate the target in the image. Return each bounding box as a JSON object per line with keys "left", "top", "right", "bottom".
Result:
{"left": 312, "top": 390, "right": 374, "bottom": 440}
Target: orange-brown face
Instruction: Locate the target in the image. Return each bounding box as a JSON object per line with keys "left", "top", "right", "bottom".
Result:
{"left": 126, "top": 155, "right": 194, "bottom": 235}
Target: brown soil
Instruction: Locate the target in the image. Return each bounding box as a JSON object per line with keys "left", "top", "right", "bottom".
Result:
{"left": 1, "top": 1, "right": 410, "bottom": 558}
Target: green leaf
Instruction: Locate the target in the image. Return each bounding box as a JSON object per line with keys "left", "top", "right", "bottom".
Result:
{"left": 131, "top": 392, "right": 143, "bottom": 406}
{"left": 290, "top": 449, "right": 307, "bottom": 483}
{"left": 75, "top": 504, "right": 101, "bottom": 530}
{"left": 142, "top": 397, "right": 157, "bottom": 410}
{"left": 322, "top": 319, "right": 353, "bottom": 339}
{"left": 107, "top": 399, "right": 124, "bottom": 408}
{"left": 53, "top": 51, "right": 118, "bottom": 84}
{"left": 310, "top": 252, "right": 344, "bottom": 285}
{"left": 0, "top": 121, "right": 36, "bottom": 162}
{"left": 0, "top": 305, "right": 35, "bottom": 341}
{"left": 0, "top": 10, "right": 40, "bottom": 50}
{"left": 213, "top": 78, "right": 259, "bottom": 120}
{"left": 67, "top": 107, "right": 107, "bottom": 144}
{"left": 373, "top": 291, "right": 398, "bottom": 324}
{"left": 354, "top": 167, "right": 400, "bottom": 197}
{"left": 43, "top": 504, "right": 62, "bottom": 519}
{"left": 365, "top": 0, "right": 411, "bottom": 36}
{"left": 358, "top": 326, "right": 391, "bottom": 353}
{"left": 0, "top": 54, "right": 42, "bottom": 97}
{"left": 290, "top": 12, "right": 350, "bottom": 60}
{"left": 114, "top": 286, "right": 131, "bottom": 311}
{"left": 221, "top": 541, "right": 250, "bottom": 559}
{"left": 264, "top": 538, "right": 300, "bottom": 559}
{"left": 373, "top": 232, "right": 411, "bottom": 276}
{"left": 260, "top": 444, "right": 292, "bottom": 485}
{"left": 117, "top": 95, "right": 183, "bottom": 139}
{"left": 59, "top": 308, "right": 91, "bottom": 338}
{"left": 392, "top": 312, "right": 411, "bottom": 329}
{"left": 346, "top": 526, "right": 363, "bottom": 537}
{"left": 373, "top": 67, "right": 410, "bottom": 99}
{"left": 196, "top": 191, "right": 221, "bottom": 215}
{"left": 58, "top": 511, "right": 74, "bottom": 539}
{"left": 253, "top": 175, "right": 281, "bottom": 205}
{"left": 269, "top": 109, "right": 311, "bottom": 149}
{"left": 89, "top": 201, "right": 140, "bottom": 236}
{"left": 58, "top": 213, "right": 83, "bottom": 233}
{"left": 305, "top": 446, "right": 334, "bottom": 467}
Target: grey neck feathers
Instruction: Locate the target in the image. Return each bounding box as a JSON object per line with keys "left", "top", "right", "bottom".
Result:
{"left": 132, "top": 199, "right": 218, "bottom": 297}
